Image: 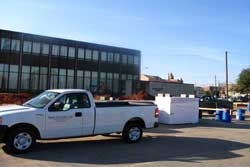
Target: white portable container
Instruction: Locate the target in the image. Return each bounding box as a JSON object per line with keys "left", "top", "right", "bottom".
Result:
{"left": 155, "top": 95, "right": 199, "bottom": 124}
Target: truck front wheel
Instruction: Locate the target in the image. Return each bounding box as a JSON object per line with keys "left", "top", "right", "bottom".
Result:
{"left": 122, "top": 123, "right": 143, "bottom": 143}
{"left": 5, "top": 127, "right": 36, "bottom": 154}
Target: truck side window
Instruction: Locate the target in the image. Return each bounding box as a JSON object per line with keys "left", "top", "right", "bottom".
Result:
{"left": 49, "top": 93, "right": 91, "bottom": 112}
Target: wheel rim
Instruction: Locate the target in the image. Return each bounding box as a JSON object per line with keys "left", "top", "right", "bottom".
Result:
{"left": 128, "top": 127, "right": 141, "bottom": 141}
{"left": 13, "top": 132, "right": 32, "bottom": 150}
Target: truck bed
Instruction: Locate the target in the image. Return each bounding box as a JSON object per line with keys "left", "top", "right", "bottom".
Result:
{"left": 95, "top": 101, "right": 155, "bottom": 108}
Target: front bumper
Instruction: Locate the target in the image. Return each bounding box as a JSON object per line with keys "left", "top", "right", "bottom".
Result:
{"left": 0, "top": 125, "right": 8, "bottom": 142}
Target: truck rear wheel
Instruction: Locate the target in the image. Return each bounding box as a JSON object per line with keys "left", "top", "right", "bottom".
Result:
{"left": 122, "top": 123, "right": 142, "bottom": 143}
{"left": 5, "top": 127, "right": 36, "bottom": 154}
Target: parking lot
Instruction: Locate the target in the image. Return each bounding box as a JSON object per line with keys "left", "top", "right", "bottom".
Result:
{"left": 0, "top": 118, "right": 249, "bottom": 167}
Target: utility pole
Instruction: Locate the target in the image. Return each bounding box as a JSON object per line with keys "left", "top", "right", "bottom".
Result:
{"left": 225, "top": 51, "right": 229, "bottom": 99}
{"left": 214, "top": 75, "right": 217, "bottom": 87}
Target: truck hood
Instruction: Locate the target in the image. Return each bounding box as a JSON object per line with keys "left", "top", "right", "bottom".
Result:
{"left": 0, "top": 105, "right": 32, "bottom": 114}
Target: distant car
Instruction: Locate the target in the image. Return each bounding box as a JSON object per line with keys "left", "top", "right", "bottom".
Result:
{"left": 229, "top": 95, "right": 250, "bottom": 103}
{"left": 199, "top": 96, "right": 233, "bottom": 114}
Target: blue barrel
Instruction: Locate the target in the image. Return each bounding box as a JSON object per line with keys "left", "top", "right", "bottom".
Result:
{"left": 236, "top": 109, "right": 245, "bottom": 121}
{"left": 222, "top": 110, "right": 231, "bottom": 123}
{"left": 247, "top": 103, "right": 250, "bottom": 111}
{"left": 215, "top": 110, "right": 223, "bottom": 121}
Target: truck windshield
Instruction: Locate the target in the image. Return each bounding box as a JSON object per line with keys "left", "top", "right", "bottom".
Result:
{"left": 23, "top": 91, "right": 60, "bottom": 108}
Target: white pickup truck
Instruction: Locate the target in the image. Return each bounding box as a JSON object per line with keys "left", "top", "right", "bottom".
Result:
{"left": 0, "top": 89, "right": 159, "bottom": 153}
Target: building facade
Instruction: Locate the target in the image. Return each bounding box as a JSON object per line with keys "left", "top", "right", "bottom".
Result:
{"left": 140, "top": 74, "right": 194, "bottom": 97}
{"left": 0, "top": 29, "right": 141, "bottom": 96}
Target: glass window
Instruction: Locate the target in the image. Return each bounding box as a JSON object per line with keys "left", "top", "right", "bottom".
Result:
{"left": 78, "top": 48, "right": 84, "bottom": 59}
{"left": 101, "top": 52, "right": 107, "bottom": 62}
{"left": 32, "top": 42, "right": 41, "bottom": 54}
{"left": 107, "top": 52, "right": 113, "bottom": 63}
{"left": 107, "top": 73, "right": 113, "bottom": 93}
{"left": 40, "top": 67, "right": 48, "bottom": 90}
{"left": 76, "top": 70, "right": 84, "bottom": 89}
{"left": 40, "top": 67, "right": 48, "bottom": 75}
{"left": 9, "top": 65, "right": 18, "bottom": 90}
{"left": 121, "top": 74, "right": 127, "bottom": 80}
{"left": 127, "top": 74, "right": 133, "bottom": 80}
{"left": 50, "top": 68, "right": 58, "bottom": 89}
{"left": 0, "top": 64, "right": 3, "bottom": 71}
{"left": 128, "top": 55, "right": 133, "bottom": 64}
{"left": 42, "top": 44, "right": 49, "bottom": 55}
{"left": 114, "top": 53, "right": 120, "bottom": 63}
{"left": 85, "top": 49, "right": 92, "bottom": 60}
{"left": 48, "top": 93, "right": 90, "bottom": 112}
{"left": 60, "top": 46, "right": 67, "bottom": 57}
{"left": 91, "top": 71, "right": 98, "bottom": 92}
{"left": 93, "top": 50, "right": 99, "bottom": 61}
{"left": 122, "top": 54, "right": 127, "bottom": 64}
{"left": 52, "top": 45, "right": 59, "bottom": 56}
{"left": 21, "top": 66, "right": 30, "bottom": 90}
{"left": 67, "top": 69, "right": 74, "bottom": 88}
{"left": 0, "top": 64, "right": 9, "bottom": 89}
{"left": 99, "top": 72, "right": 106, "bottom": 93}
{"left": 133, "top": 75, "right": 139, "bottom": 80}
{"left": 113, "top": 73, "right": 119, "bottom": 94}
{"left": 9, "top": 65, "right": 19, "bottom": 72}
{"left": 11, "top": 39, "right": 20, "bottom": 52}
{"left": 24, "top": 91, "right": 60, "bottom": 109}
{"left": 84, "top": 71, "right": 91, "bottom": 90}
{"left": 31, "top": 66, "right": 39, "bottom": 90}
{"left": 59, "top": 69, "right": 66, "bottom": 89}
{"left": 22, "top": 66, "right": 30, "bottom": 73}
{"left": 1, "top": 38, "right": 11, "bottom": 50}
{"left": 68, "top": 47, "right": 75, "bottom": 58}
{"left": 31, "top": 66, "right": 39, "bottom": 74}
{"left": 134, "top": 56, "right": 139, "bottom": 65}
{"left": 23, "top": 41, "right": 32, "bottom": 53}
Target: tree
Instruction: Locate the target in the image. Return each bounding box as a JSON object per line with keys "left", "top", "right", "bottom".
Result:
{"left": 236, "top": 68, "right": 250, "bottom": 94}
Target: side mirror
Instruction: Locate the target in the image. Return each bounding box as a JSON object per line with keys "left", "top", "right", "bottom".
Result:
{"left": 54, "top": 102, "right": 61, "bottom": 110}
{"left": 49, "top": 102, "right": 62, "bottom": 111}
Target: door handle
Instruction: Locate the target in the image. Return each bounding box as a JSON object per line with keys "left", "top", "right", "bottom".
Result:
{"left": 75, "top": 112, "right": 82, "bottom": 117}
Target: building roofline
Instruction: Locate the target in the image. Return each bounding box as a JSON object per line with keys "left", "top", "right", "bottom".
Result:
{"left": 0, "top": 28, "right": 141, "bottom": 54}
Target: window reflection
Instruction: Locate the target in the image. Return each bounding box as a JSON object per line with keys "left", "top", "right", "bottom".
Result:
{"left": 91, "top": 71, "right": 98, "bottom": 92}
{"left": 76, "top": 70, "right": 84, "bottom": 89}
{"left": 32, "top": 42, "right": 41, "bottom": 54}
{"left": 67, "top": 69, "right": 74, "bottom": 88}
{"left": 84, "top": 71, "right": 91, "bottom": 90}
{"left": 23, "top": 41, "right": 32, "bottom": 53}
{"left": 50, "top": 68, "right": 58, "bottom": 89}
{"left": 52, "top": 45, "right": 59, "bottom": 56}
{"left": 39, "top": 67, "right": 47, "bottom": 90}
{"left": 11, "top": 39, "right": 20, "bottom": 52}
{"left": 101, "top": 52, "right": 107, "bottom": 62}
{"left": 93, "top": 50, "right": 99, "bottom": 61}
{"left": 0, "top": 38, "right": 11, "bottom": 50}
{"left": 78, "top": 48, "right": 84, "bottom": 59}
{"left": 59, "top": 69, "right": 66, "bottom": 89}
{"left": 21, "top": 66, "right": 30, "bottom": 90}
{"left": 42, "top": 44, "right": 49, "bottom": 55}
{"left": 68, "top": 47, "right": 75, "bottom": 58}
{"left": 31, "top": 66, "right": 39, "bottom": 90}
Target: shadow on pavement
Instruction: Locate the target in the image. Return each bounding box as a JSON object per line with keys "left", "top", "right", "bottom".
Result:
{"left": 158, "top": 119, "right": 250, "bottom": 130}
{"left": 4, "top": 135, "right": 249, "bottom": 165}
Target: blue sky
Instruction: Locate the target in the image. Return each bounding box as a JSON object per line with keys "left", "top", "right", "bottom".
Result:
{"left": 0, "top": 0, "right": 249, "bottom": 86}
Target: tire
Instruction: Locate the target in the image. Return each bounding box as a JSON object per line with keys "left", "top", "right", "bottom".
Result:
{"left": 122, "top": 123, "right": 143, "bottom": 143}
{"left": 5, "top": 127, "right": 36, "bottom": 154}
